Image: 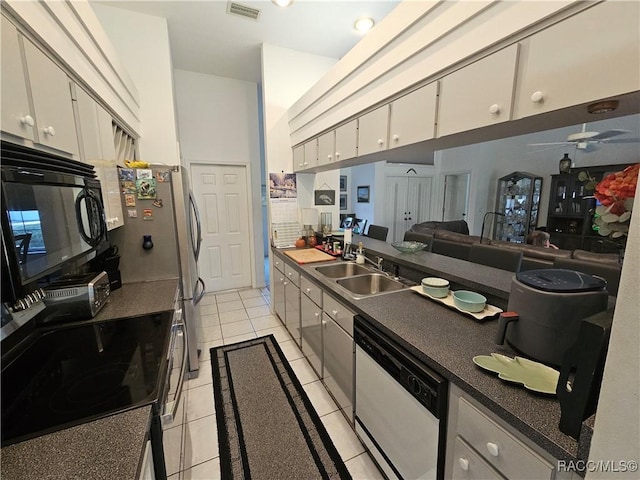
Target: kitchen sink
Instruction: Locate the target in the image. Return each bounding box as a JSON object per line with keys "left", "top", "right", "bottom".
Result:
{"left": 315, "top": 262, "right": 371, "bottom": 278}
{"left": 336, "top": 273, "right": 405, "bottom": 298}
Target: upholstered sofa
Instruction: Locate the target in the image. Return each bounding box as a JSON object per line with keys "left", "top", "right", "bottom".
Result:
{"left": 405, "top": 221, "right": 623, "bottom": 295}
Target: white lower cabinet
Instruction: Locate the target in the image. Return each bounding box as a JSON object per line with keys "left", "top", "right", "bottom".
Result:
{"left": 284, "top": 263, "right": 301, "bottom": 347}
{"left": 322, "top": 294, "right": 355, "bottom": 424}
{"left": 446, "top": 384, "right": 566, "bottom": 480}
{"left": 300, "top": 275, "right": 323, "bottom": 377}
{"left": 272, "top": 255, "right": 286, "bottom": 326}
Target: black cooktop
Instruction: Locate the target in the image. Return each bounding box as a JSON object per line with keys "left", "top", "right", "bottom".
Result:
{"left": 1, "top": 312, "right": 172, "bottom": 446}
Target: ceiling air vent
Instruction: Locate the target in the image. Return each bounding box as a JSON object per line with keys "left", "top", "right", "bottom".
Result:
{"left": 227, "top": 1, "right": 261, "bottom": 21}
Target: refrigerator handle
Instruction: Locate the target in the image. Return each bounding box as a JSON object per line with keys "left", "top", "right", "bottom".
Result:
{"left": 193, "top": 277, "right": 206, "bottom": 306}
{"left": 189, "top": 190, "right": 202, "bottom": 262}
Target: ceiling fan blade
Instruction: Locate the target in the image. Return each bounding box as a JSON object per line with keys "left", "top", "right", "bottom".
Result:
{"left": 528, "top": 141, "right": 571, "bottom": 146}
{"left": 599, "top": 137, "right": 640, "bottom": 144}
{"left": 590, "top": 129, "right": 630, "bottom": 140}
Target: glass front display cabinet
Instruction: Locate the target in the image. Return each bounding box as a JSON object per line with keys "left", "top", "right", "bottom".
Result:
{"left": 493, "top": 172, "right": 543, "bottom": 243}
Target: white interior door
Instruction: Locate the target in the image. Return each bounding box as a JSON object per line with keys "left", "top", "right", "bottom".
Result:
{"left": 442, "top": 173, "right": 470, "bottom": 222}
{"left": 384, "top": 176, "right": 433, "bottom": 242}
{"left": 190, "top": 164, "right": 252, "bottom": 292}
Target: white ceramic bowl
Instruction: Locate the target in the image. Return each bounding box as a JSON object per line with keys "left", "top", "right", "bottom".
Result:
{"left": 421, "top": 277, "right": 450, "bottom": 298}
{"left": 452, "top": 290, "right": 487, "bottom": 313}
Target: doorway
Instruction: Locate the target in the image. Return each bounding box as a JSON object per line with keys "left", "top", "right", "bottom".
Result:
{"left": 441, "top": 172, "right": 470, "bottom": 222}
{"left": 190, "top": 163, "right": 253, "bottom": 292}
{"left": 384, "top": 175, "right": 433, "bottom": 242}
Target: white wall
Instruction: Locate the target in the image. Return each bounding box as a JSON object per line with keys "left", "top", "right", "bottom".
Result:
{"left": 173, "top": 69, "right": 264, "bottom": 288}
{"left": 91, "top": 3, "right": 179, "bottom": 165}
{"left": 587, "top": 194, "right": 639, "bottom": 479}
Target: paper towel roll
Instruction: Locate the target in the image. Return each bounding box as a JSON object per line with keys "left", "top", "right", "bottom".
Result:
{"left": 344, "top": 228, "right": 352, "bottom": 244}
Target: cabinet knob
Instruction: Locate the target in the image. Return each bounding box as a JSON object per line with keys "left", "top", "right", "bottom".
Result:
{"left": 43, "top": 126, "right": 56, "bottom": 136}
{"left": 458, "top": 458, "right": 469, "bottom": 471}
{"left": 20, "top": 115, "right": 34, "bottom": 127}
{"left": 335, "top": 152, "right": 341, "bottom": 158}
{"left": 530, "top": 91, "right": 544, "bottom": 103}
{"left": 489, "top": 104, "right": 500, "bottom": 115}
{"left": 322, "top": 320, "right": 327, "bottom": 326}
{"left": 306, "top": 288, "right": 311, "bottom": 293}
{"left": 486, "top": 442, "right": 500, "bottom": 457}
{"left": 377, "top": 138, "right": 384, "bottom": 145}
{"left": 392, "top": 134, "right": 399, "bottom": 142}
{"left": 327, "top": 154, "right": 332, "bottom": 161}
{"left": 314, "top": 312, "right": 320, "bottom": 318}
{"left": 332, "top": 309, "right": 338, "bottom": 316}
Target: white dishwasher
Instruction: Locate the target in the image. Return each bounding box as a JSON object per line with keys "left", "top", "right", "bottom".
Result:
{"left": 354, "top": 316, "right": 447, "bottom": 480}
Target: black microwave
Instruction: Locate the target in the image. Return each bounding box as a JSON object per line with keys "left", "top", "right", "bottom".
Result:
{"left": 1, "top": 142, "right": 108, "bottom": 307}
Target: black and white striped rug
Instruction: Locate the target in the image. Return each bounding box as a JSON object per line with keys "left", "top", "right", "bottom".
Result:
{"left": 210, "top": 335, "right": 352, "bottom": 480}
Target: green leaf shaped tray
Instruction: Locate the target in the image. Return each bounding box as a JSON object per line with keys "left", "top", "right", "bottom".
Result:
{"left": 472, "top": 353, "right": 560, "bottom": 395}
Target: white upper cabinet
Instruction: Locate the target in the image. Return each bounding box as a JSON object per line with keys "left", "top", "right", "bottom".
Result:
{"left": 304, "top": 138, "right": 318, "bottom": 169}
{"left": 438, "top": 44, "right": 519, "bottom": 137}
{"left": 514, "top": 1, "right": 640, "bottom": 119}
{"left": 22, "top": 37, "right": 79, "bottom": 156}
{"left": 317, "top": 130, "right": 335, "bottom": 166}
{"left": 358, "top": 105, "right": 389, "bottom": 156}
{"left": 293, "top": 144, "right": 305, "bottom": 171}
{"left": 389, "top": 82, "right": 438, "bottom": 147}
{"left": 335, "top": 120, "right": 357, "bottom": 162}
{"left": 75, "top": 87, "right": 123, "bottom": 230}
{"left": 1, "top": 15, "right": 35, "bottom": 142}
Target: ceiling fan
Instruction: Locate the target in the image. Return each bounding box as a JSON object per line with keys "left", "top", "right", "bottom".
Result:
{"left": 528, "top": 123, "right": 638, "bottom": 151}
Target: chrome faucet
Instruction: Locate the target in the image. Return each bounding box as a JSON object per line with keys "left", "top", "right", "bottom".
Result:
{"left": 361, "top": 255, "right": 384, "bottom": 272}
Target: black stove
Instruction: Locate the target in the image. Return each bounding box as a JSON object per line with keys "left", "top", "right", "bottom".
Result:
{"left": 1, "top": 311, "right": 172, "bottom": 446}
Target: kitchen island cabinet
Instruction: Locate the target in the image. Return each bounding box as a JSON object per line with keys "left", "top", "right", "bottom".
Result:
{"left": 284, "top": 262, "right": 302, "bottom": 347}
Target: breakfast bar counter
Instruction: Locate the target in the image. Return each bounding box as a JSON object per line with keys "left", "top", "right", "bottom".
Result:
{"left": 279, "top": 237, "right": 604, "bottom": 473}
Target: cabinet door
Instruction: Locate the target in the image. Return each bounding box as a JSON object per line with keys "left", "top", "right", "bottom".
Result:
{"left": 301, "top": 293, "right": 322, "bottom": 377}
{"left": 96, "top": 105, "right": 124, "bottom": 229}
{"left": 22, "top": 39, "right": 79, "bottom": 155}
{"left": 439, "top": 44, "right": 518, "bottom": 137}
{"left": 358, "top": 104, "right": 389, "bottom": 156}
{"left": 273, "top": 268, "right": 286, "bottom": 326}
{"left": 284, "top": 281, "right": 301, "bottom": 347}
{"left": 389, "top": 82, "right": 438, "bottom": 148}
{"left": 293, "top": 145, "right": 305, "bottom": 171}
{"left": 303, "top": 139, "right": 318, "bottom": 170}
{"left": 514, "top": 1, "right": 640, "bottom": 119}
{"left": 335, "top": 120, "right": 357, "bottom": 162}
{"left": 323, "top": 314, "right": 354, "bottom": 423}
{"left": 452, "top": 437, "right": 503, "bottom": 480}
{"left": 1, "top": 16, "right": 35, "bottom": 141}
{"left": 317, "top": 130, "right": 335, "bottom": 166}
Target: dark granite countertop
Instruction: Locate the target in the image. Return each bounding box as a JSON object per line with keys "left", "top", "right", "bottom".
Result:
{"left": 1, "top": 406, "right": 152, "bottom": 480}
{"left": 274, "top": 238, "right": 586, "bottom": 465}
{"left": 0, "top": 279, "right": 180, "bottom": 479}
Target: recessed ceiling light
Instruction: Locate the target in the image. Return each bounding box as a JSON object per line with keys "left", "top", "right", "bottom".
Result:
{"left": 354, "top": 17, "right": 375, "bottom": 33}
{"left": 272, "top": 0, "right": 293, "bottom": 7}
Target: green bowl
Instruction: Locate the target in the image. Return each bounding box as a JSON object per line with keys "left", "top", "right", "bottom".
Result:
{"left": 452, "top": 290, "right": 487, "bottom": 313}
{"left": 421, "top": 277, "right": 450, "bottom": 298}
{"left": 391, "top": 241, "right": 427, "bottom": 254}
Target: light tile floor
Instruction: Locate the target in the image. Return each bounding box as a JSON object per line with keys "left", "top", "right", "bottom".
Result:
{"left": 168, "top": 287, "right": 384, "bottom": 480}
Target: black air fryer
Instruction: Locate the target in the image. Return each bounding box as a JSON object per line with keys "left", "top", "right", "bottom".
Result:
{"left": 496, "top": 269, "right": 609, "bottom": 366}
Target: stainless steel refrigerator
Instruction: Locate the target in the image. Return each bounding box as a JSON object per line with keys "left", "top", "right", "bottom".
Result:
{"left": 110, "top": 164, "right": 205, "bottom": 378}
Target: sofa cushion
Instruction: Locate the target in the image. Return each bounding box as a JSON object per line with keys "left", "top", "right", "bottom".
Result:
{"left": 572, "top": 249, "right": 621, "bottom": 265}
{"left": 554, "top": 257, "right": 622, "bottom": 296}
{"left": 410, "top": 220, "right": 469, "bottom": 235}
{"left": 488, "top": 239, "right": 572, "bottom": 262}
{"left": 432, "top": 238, "right": 472, "bottom": 261}
{"left": 434, "top": 230, "right": 481, "bottom": 245}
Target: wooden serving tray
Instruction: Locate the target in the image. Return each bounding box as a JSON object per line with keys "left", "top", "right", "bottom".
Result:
{"left": 410, "top": 286, "right": 503, "bottom": 321}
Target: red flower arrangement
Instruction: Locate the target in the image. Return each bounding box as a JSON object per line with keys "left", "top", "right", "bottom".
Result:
{"left": 592, "top": 163, "right": 639, "bottom": 238}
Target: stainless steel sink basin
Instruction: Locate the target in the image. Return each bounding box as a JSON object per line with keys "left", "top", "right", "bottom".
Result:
{"left": 336, "top": 273, "right": 405, "bottom": 298}
{"left": 315, "top": 262, "right": 371, "bottom": 278}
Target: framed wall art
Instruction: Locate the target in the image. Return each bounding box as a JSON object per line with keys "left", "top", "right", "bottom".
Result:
{"left": 357, "top": 186, "right": 370, "bottom": 203}
{"left": 314, "top": 189, "right": 335, "bottom": 206}
{"left": 340, "top": 194, "right": 347, "bottom": 210}
{"left": 340, "top": 175, "right": 347, "bottom": 192}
